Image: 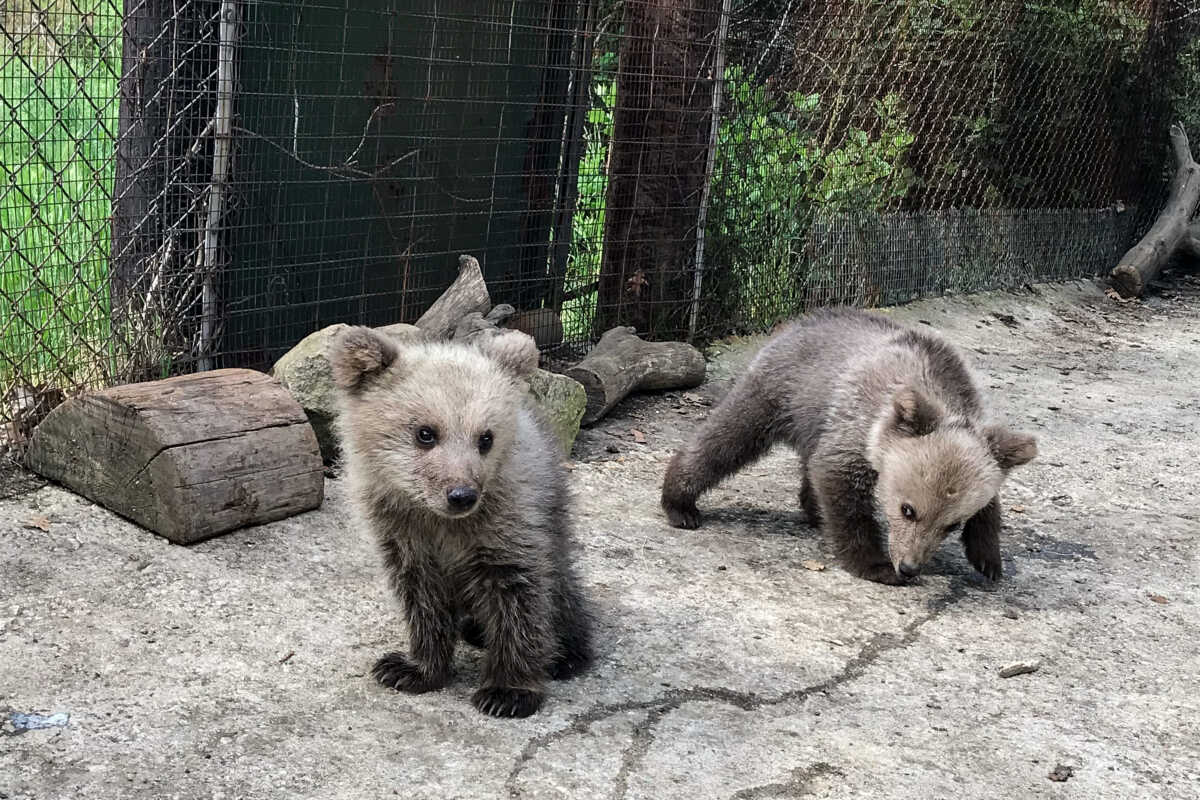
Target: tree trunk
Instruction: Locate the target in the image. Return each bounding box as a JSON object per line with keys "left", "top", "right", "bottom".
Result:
{"left": 512, "top": 0, "right": 582, "bottom": 311}
{"left": 1110, "top": 124, "right": 1200, "bottom": 298}
{"left": 111, "top": 0, "right": 221, "bottom": 378}
{"left": 111, "top": 0, "right": 170, "bottom": 309}
{"left": 595, "top": 0, "right": 724, "bottom": 339}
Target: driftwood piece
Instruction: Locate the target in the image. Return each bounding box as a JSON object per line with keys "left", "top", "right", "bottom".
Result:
{"left": 26, "top": 370, "right": 324, "bottom": 544}
{"left": 414, "top": 254, "right": 492, "bottom": 339}
{"left": 565, "top": 326, "right": 706, "bottom": 425}
{"left": 1110, "top": 124, "right": 1200, "bottom": 298}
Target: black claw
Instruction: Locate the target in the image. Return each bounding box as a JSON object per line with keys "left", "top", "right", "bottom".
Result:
{"left": 371, "top": 652, "right": 444, "bottom": 694}
{"left": 471, "top": 687, "right": 544, "bottom": 718}
{"left": 663, "top": 501, "right": 701, "bottom": 529}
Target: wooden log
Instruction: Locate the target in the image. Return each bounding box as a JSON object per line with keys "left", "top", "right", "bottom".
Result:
{"left": 1110, "top": 123, "right": 1200, "bottom": 298}
{"left": 1183, "top": 220, "right": 1200, "bottom": 261}
{"left": 414, "top": 254, "right": 492, "bottom": 339}
{"left": 565, "top": 326, "right": 706, "bottom": 425}
{"left": 25, "top": 369, "right": 324, "bottom": 544}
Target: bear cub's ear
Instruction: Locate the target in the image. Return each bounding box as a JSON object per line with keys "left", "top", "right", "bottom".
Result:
{"left": 473, "top": 328, "right": 539, "bottom": 378}
{"left": 889, "top": 385, "right": 944, "bottom": 436}
{"left": 328, "top": 326, "right": 400, "bottom": 393}
{"left": 985, "top": 425, "right": 1038, "bottom": 470}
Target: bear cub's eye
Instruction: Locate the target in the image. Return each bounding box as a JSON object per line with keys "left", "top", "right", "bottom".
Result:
{"left": 478, "top": 430, "right": 494, "bottom": 454}
{"left": 415, "top": 426, "right": 438, "bottom": 449}
{"left": 900, "top": 503, "right": 917, "bottom": 521}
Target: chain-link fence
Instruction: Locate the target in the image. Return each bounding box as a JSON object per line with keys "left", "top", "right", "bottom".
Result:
{"left": 3, "top": 0, "right": 1198, "bottom": 450}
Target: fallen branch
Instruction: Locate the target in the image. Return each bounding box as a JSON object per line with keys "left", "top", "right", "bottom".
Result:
{"left": 1110, "top": 123, "right": 1200, "bottom": 298}
{"left": 565, "top": 326, "right": 706, "bottom": 425}
{"left": 414, "top": 254, "right": 492, "bottom": 339}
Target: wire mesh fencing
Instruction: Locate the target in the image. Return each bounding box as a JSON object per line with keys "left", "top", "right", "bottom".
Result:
{"left": 2, "top": 0, "right": 1199, "bottom": 451}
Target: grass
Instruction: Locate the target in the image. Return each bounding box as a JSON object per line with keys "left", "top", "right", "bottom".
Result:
{"left": 0, "top": 2, "right": 121, "bottom": 390}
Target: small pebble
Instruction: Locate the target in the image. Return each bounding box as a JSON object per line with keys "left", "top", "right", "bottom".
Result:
{"left": 1003, "top": 607, "right": 1019, "bottom": 620}
{"left": 999, "top": 660, "right": 1040, "bottom": 678}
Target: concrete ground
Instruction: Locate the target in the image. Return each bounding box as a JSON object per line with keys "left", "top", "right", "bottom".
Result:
{"left": 2, "top": 277, "right": 1198, "bottom": 800}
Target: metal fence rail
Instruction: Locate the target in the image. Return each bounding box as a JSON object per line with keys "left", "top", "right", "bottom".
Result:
{"left": 2, "top": 0, "right": 1198, "bottom": 451}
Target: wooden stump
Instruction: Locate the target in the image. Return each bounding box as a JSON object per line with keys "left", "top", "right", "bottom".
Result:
{"left": 1110, "top": 124, "right": 1200, "bottom": 298}
{"left": 26, "top": 369, "right": 324, "bottom": 544}
{"left": 565, "top": 326, "right": 706, "bottom": 425}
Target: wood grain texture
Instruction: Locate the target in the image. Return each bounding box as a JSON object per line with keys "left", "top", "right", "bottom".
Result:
{"left": 26, "top": 369, "right": 324, "bottom": 544}
{"left": 565, "top": 326, "right": 706, "bottom": 425}
{"left": 414, "top": 254, "right": 492, "bottom": 339}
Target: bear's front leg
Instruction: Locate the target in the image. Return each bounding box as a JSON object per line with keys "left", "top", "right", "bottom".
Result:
{"left": 962, "top": 495, "right": 1003, "bottom": 581}
{"left": 463, "top": 563, "right": 553, "bottom": 718}
{"left": 373, "top": 556, "right": 456, "bottom": 694}
{"left": 814, "top": 468, "right": 908, "bottom": 586}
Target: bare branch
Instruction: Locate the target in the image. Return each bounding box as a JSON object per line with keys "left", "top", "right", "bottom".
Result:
{"left": 231, "top": 101, "right": 416, "bottom": 180}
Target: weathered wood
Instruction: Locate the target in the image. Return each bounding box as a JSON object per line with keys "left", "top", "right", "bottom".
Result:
{"left": 1183, "top": 220, "right": 1200, "bottom": 261}
{"left": 414, "top": 254, "right": 492, "bottom": 339}
{"left": 1111, "top": 124, "right": 1200, "bottom": 298}
{"left": 508, "top": 308, "right": 564, "bottom": 349}
{"left": 565, "top": 326, "right": 706, "bottom": 425}
{"left": 25, "top": 369, "right": 324, "bottom": 544}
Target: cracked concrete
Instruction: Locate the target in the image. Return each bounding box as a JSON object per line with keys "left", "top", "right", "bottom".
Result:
{"left": 2, "top": 277, "right": 1199, "bottom": 799}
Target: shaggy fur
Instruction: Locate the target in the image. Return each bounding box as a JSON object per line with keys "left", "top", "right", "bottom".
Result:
{"left": 661, "top": 309, "right": 1037, "bottom": 585}
{"left": 331, "top": 327, "right": 592, "bottom": 718}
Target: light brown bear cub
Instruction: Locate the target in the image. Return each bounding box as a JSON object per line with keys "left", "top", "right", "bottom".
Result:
{"left": 662, "top": 308, "right": 1037, "bottom": 585}
{"left": 331, "top": 326, "right": 592, "bottom": 718}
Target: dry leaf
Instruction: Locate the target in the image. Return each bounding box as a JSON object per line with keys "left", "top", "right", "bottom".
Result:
{"left": 22, "top": 514, "right": 51, "bottom": 532}
{"left": 1104, "top": 287, "right": 1136, "bottom": 304}
{"left": 801, "top": 559, "right": 826, "bottom": 572}
{"left": 1010, "top": 505, "right": 1025, "bottom": 513}
{"left": 630, "top": 429, "right": 646, "bottom": 444}
{"left": 1148, "top": 593, "right": 1169, "bottom": 605}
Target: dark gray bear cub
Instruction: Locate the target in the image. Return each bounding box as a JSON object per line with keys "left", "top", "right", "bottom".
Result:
{"left": 330, "top": 326, "right": 592, "bottom": 718}
{"left": 661, "top": 309, "right": 1037, "bottom": 585}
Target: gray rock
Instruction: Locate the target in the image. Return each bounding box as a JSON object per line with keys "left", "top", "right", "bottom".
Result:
{"left": 272, "top": 323, "right": 583, "bottom": 460}
{"left": 270, "top": 324, "right": 349, "bottom": 462}
{"left": 526, "top": 369, "right": 586, "bottom": 457}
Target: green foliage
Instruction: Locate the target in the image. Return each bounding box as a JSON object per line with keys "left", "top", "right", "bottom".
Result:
{"left": 561, "top": 77, "right": 615, "bottom": 342}
{"left": 700, "top": 66, "right": 915, "bottom": 330}
{"left": 0, "top": 21, "right": 121, "bottom": 387}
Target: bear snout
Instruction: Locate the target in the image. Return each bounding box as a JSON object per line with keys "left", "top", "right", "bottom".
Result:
{"left": 446, "top": 486, "right": 480, "bottom": 513}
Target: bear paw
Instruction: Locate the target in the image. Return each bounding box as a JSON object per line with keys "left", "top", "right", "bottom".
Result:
{"left": 471, "top": 686, "right": 545, "bottom": 718}
{"left": 662, "top": 499, "right": 702, "bottom": 529}
{"left": 968, "top": 553, "right": 1003, "bottom": 582}
{"left": 371, "top": 652, "right": 446, "bottom": 694}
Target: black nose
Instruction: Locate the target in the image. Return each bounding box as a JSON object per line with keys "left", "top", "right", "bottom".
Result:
{"left": 447, "top": 486, "right": 478, "bottom": 512}
{"left": 897, "top": 561, "right": 921, "bottom": 579}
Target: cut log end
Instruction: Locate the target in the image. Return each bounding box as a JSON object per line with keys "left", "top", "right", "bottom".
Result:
{"left": 1109, "top": 265, "right": 1144, "bottom": 299}
{"left": 25, "top": 369, "right": 324, "bottom": 544}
